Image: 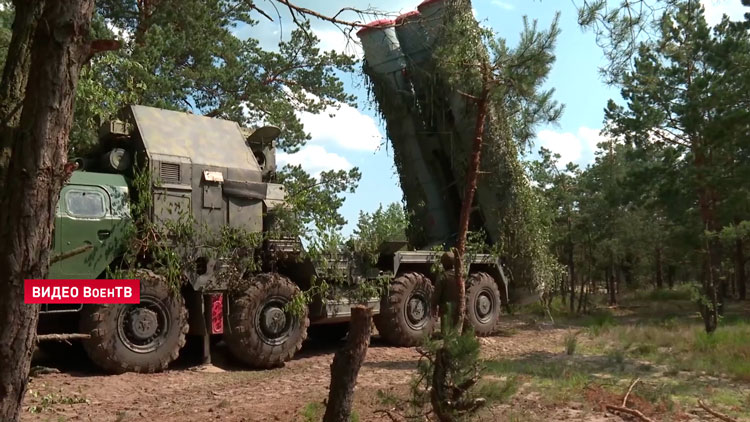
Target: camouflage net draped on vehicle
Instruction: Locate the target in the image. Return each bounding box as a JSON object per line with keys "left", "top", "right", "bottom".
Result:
{"left": 359, "top": 0, "right": 555, "bottom": 291}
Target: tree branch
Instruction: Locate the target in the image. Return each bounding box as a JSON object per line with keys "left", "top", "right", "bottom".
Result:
{"left": 698, "top": 400, "right": 739, "bottom": 422}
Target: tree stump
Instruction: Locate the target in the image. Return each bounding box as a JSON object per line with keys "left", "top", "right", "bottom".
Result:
{"left": 323, "top": 305, "right": 372, "bottom": 422}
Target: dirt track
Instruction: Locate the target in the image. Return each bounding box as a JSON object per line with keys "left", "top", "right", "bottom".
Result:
{"left": 23, "top": 317, "right": 574, "bottom": 422}
{"left": 27, "top": 314, "right": 743, "bottom": 422}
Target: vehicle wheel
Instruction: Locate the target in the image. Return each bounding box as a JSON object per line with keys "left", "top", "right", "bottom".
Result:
{"left": 224, "top": 273, "right": 309, "bottom": 368}
{"left": 375, "top": 272, "right": 435, "bottom": 346}
{"left": 465, "top": 272, "right": 501, "bottom": 336}
{"left": 79, "top": 270, "right": 188, "bottom": 374}
{"left": 307, "top": 322, "right": 349, "bottom": 343}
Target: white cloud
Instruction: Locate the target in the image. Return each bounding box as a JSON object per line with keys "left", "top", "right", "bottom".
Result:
{"left": 297, "top": 102, "right": 383, "bottom": 152}
{"left": 277, "top": 145, "right": 353, "bottom": 177}
{"left": 536, "top": 126, "right": 604, "bottom": 168}
{"left": 701, "top": 0, "right": 747, "bottom": 26}
{"left": 491, "top": 0, "right": 514, "bottom": 10}
{"left": 577, "top": 126, "right": 606, "bottom": 152}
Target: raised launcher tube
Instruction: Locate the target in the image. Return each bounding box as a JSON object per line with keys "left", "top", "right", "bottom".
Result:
{"left": 399, "top": 0, "right": 504, "bottom": 245}
{"left": 357, "top": 19, "right": 453, "bottom": 247}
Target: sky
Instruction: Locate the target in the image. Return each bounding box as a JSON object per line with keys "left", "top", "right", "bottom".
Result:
{"left": 240, "top": 0, "right": 748, "bottom": 236}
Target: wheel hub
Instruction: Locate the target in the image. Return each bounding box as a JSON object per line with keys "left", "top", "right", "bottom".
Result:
{"left": 476, "top": 293, "right": 492, "bottom": 318}
{"left": 407, "top": 296, "right": 427, "bottom": 327}
{"left": 117, "top": 296, "right": 171, "bottom": 354}
{"left": 129, "top": 308, "right": 159, "bottom": 340}
{"left": 261, "top": 306, "right": 287, "bottom": 337}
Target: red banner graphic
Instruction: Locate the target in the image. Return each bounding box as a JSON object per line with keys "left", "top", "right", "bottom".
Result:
{"left": 24, "top": 279, "right": 141, "bottom": 304}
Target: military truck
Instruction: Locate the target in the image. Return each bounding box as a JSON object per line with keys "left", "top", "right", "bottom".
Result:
{"left": 39, "top": 104, "right": 509, "bottom": 374}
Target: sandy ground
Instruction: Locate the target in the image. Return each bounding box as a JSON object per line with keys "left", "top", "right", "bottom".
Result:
{"left": 21, "top": 316, "right": 746, "bottom": 422}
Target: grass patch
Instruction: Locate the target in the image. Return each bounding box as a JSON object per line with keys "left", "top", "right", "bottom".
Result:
{"left": 300, "top": 402, "right": 325, "bottom": 422}
{"left": 630, "top": 286, "right": 693, "bottom": 302}
{"left": 26, "top": 390, "right": 89, "bottom": 414}
{"left": 582, "top": 309, "right": 616, "bottom": 336}
{"left": 587, "top": 318, "right": 750, "bottom": 381}
{"left": 564, "top": 332, "right": 578, "bottom": 355}
{"left": 484, "top": 357, "right": 592, "bottom": 401}
{"left": 300, "top": 401, "right": 359, "bottom": 422}
{"left": 476, "top": 376, "right": 520, "bottom": 404}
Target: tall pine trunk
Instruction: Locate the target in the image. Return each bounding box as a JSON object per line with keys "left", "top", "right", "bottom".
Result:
{"left": 568, "top": 222, "right": 575, "bottom": 314}
{"left": 0, "top": 1, "right": 94, "bottom": 420}
{"left": 323, "top": 306, "right": 372, "bottom": 422}
{"left": 0, "top": 0, "right": 45, "bottom": 196}
{"left": 655, "top": 247, "right": 663, "bottom": 289}
{"left": 608, "top": 264, "right": 617, "bottom": 306}
{"left": 736, "top": 238, "right": 746, "bottom": 300}
{"left": 695, "top": 145, "right": 719, "bottom": 333}
{"left": 453, "top": 83, "right": 490, "bottom": 332}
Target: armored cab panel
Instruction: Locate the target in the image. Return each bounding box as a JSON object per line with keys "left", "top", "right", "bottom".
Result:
{"left": 128, "top": 105, "right": 266, "bottom": 234}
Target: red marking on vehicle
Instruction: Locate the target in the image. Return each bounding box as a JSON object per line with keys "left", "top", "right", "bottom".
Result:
{"left": 24, "top": 279, "right": 140, "bottom": 304}
{"left": 211, "top": 294, "right": 223, "bottom": 334}
{"left": 356, "top": 18, "right": 396, "bottom": 36}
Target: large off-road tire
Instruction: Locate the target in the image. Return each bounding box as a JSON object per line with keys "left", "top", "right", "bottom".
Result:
{"left": 465, "top": 272, "right": 502, "bottom": 336}
{"left": 375, "top": 272, "right": 435, "bottom": 346}
{"left": 224, "top": 273, "right": 309, "bottom": 368}
{"left": 307, "top": 322, "right": 349, "bottom": 344}
{"left": 79, "top": 270, "right": 188, "bottom": 374}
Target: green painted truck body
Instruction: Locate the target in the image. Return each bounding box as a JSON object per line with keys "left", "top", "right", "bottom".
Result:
{"left": 48, "top": 171, "right": 131, "bottom": 279}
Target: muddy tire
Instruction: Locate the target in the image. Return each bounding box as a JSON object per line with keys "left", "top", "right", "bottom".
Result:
{"left": 224, "top": 273, "right": 309, "bottom": 368}
{"left": 80, "top": 270, "right": 188, "bottom": 374}
{"left": 465, "top": 272, "right": 501, "bottom": 336}
{"left": 307, "top": 322, "right": 349, "bottom": 343}
{"left": 375, "top": 272, "right": 435, "bottom": 346}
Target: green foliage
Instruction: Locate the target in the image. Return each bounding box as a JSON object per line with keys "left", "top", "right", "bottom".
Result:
{"left": 432, "top": 2, "right": 564, "bottom": 292}
{"left": 564, "top": 332, "right": 578, "bottom": 355}
{"left": 26, "top": 390, "right": 89, "bottom": 414}
{"left": 274, "top": 164, "right": 361, "bottom": 240}
{"left": 585, "top": 309, "right": 616, "bottom": 336}
{"left": 587, "top": 311, "right": 750, "bottom": 380}
{"left": 300, "top": 401, "right": 358, "bottom": 422}
{"left": 0, "top": 0, "right": 12, "bottom": 73}
{"left": 632, "top": 286, "right": 693, "bottom": 302}
{"left": 64, "top": 1, "right": 356, "bottom": 154}
{"left": 412, "top": 318, "right": 485, "bottom": 421}
{"left": 476, "top": 377, "right": 519, "bottom": 405}
{"left": 299, "top": 402, "right": 325, "bottom": 422}
{"left": 348, "top": 203, "right": 407, "bottom": 268}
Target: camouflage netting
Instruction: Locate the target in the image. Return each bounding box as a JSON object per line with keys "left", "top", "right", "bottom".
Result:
{"left": 359, "top": 0, "right": 551, "bottom": 290}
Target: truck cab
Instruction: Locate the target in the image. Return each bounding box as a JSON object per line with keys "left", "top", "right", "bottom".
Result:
{"left": 49, "top": 171, "right": 131, "bottom": 280}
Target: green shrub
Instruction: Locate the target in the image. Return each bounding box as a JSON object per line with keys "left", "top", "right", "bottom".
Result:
{"left": 564, "top": 332, "right": 578, "bottom": 355}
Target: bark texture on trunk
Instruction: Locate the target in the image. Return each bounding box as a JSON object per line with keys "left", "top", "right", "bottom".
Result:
{"left": 0, "top": 0, "right": 45, "bottom": 194}
{"left": 655, "top": 247, "right": 663, "bottom": 289}
{"left": 0, "top": 1, "right": 94, "bottom": 420}
{"left": 454, "top": 83, "right": 490, "bottom": 333}
{"left": 608, "top": 265, "right": 617, "bottom": 306}
{"left": 431, "top": 347, "right": 451, "bottom": 422}
{"left": 736, "top": 238, "right": 746, "bottom": 300}
{"left": 323, "top": 306, "right": 372, "bottom": 422}
{"left": 667, "top": 264, "right": 675, "bottom": 289}
{"left": 568, "top": 222, "right": 575, "bottom": 314}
